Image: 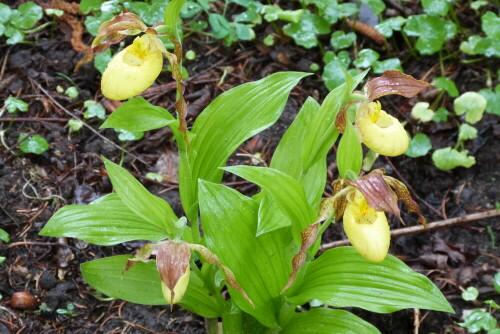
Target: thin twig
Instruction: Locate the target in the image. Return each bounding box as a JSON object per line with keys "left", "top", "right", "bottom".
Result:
{"left": 320, "top": 209, "right": 500, "bottom": 251}
{"left": 0, "top": 117, "right": 69, "bottom": 122}
{"left": 32, "top": 80, "right": 150, "bottom": 166}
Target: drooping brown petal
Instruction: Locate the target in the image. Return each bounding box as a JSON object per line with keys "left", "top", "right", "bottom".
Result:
{"left": 188, "top": 244, "right": 254, "bottom": 307}
{"left": 365, "top": 70, "right": 432, "bottom": 102}
{"left": 384, "top": 176, "right": 427, "bottom": 227}
{"left": 352, "top": 169, "right": 401, "bottom": 221}
{"left": 91, "top": 12, "right": 148, "bottom": 53}
{"left": 121, "top": 243, "right": 156, "bottom": 273}
{"left": 281, "top": 222, "right": 319, "bottom": 294}
{"left": 156, "top": 240, "right": 191, "bottom": 305}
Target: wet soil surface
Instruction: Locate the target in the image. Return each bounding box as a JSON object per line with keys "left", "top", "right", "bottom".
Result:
{"left": 1, "top": 2, "right": 499, "bottom": 334}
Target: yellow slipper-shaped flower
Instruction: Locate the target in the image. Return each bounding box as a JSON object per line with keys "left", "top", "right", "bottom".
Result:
{"left": 161, "top": 267, "right": 190, "bottom": 305}
{"left": 343, "top": 189, "right": 391, "bottom": 262}
{"left": 101, "top": 34, "right": 163, "bottom": 100}
{"left": 356, "top": 101, "right": 409, "bottom": 157}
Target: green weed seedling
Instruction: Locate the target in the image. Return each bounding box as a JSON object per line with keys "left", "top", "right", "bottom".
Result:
{"left": 458, "top": 274, "right": 500, "bottom": 334}
{"left": 16, "top": 133, "right": 49, "bottom": 155}
{"left": 0, "top": 2, "right": 46, "bottom": 45}
{"left": 40, "top": 2, "right": 454, "bottom": 332}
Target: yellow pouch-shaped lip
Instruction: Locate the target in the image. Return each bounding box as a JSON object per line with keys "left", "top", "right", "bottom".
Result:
{"left": 343, "top": 190, "right": 390, "bottom": 262}
{"left": 161, "top": 267, "right": 190, "bottom": 305}
{"left": 356, "top": 102, "right": 409, "bottom": 157}
{"left": 101, "top": 34, "right": 163, "bottom": 100}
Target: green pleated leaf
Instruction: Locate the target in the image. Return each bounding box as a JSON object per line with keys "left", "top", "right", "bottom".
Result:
{"left": 103, "top": 157, "right": 177, "bottom": 234}
{"left": 81, "top": 255, "right": 223, "bottom": 318}
{"left": 100, "top": 97, "right": 176, "bottom": 132}
{"left": 257, "top": 193, "right": 290, "bottom": 235}
{"left": 337, "top": 120, "right": 362, "bottom": 178}
{"left": 179, "top": 72, "right": 309, "bottom": 221}
{"left": 39, "top": 194, "right": 168, "bottom": 245}
{"left": 271, "top": 97, "right": 326, "bottom": 208}
{"left": 199, "top": 180, "right": 295, "bottom": 328}
{"left": 301, "top": 70, "right": 367, "bottom": 171}
{"left": 287, "top": 247, "right": 454, "bottom": 313}
{"left": 257, "top": 98, "right": 325, "bottom": 236}
{"left": 163, "top": 0, "right": 186, "bottom": 40}
{"left": 223, "top": 165, "right": 316, "bottom": 240}
{"left": 282, "top": 308, "right": 381, "bottom": 334}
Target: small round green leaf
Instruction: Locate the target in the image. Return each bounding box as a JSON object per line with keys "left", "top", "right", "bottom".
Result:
{"left": 432, "top": 147, "right": 476, "bottom": 170}
{"left": 432, "top": 107, "right": 449, "bottom": 122}
{"left": 0, "top": 4, "right": 12, "bottom": 24}
{"left": 461, "top": 287, "right": 479, "bottom": 301}
{"left": 411, "top": 102, "right": 435, "bottom": 122}
{"left": 116, "top": 129, "right": 145, "bottom": 141}
{"left": 479, "top": 86, "right": 500, "bottom": 115}
{"left": 353, "top": 49, "right": 380, "bottom": 68}
{"left": 18, "top": 133, "right": 49, "bottom": 154}
{"left": 11, "top": 2, "right": 43, "bottom": 29}
{"left": 434, "top": 77, "right": 459, "bottom": 97}
{"left": 83, "top": 100, "right": 106, "bottom": 120}
{"left": 458, "top": 124, "right": 478, "bottom": 142}
{"left": 94, "top": 49, "right": 112, "bottom": 75}
{"left": 330, "top": 31, "right": 356, "bottom": 50}
{"left": 283, "top": 11, "right": 330, "bottom": 49}
{"left": 482, "top": 11, "right": 500, "bottom": 39}
{"left": 494, "top": 272, "right": 500, "bottom": 293}
{"left": 454, "top": 92, "right": 487, "bottom": 124}
{"left": 405, "top": 133, "right": 432, "bottom": 158}
{"left": 4, "top": 96, "right": 28, "bottom": 113}
{"left": 375, "top": 17, "right": 406, "bottom": 37}
{"left": 422, "top": 0, "right": 450, "bottom": 16}
{"left": 372, "top": 58, "right": 402, "bottom": 74}
{"left": 458, "top": 309, "right": 497, "bottom": 333}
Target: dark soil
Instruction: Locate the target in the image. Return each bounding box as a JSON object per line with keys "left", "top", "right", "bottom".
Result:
{"left": 1, "top": 2, "right": 499, "bottom": 333}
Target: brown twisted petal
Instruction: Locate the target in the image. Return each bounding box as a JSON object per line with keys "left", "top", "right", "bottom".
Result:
{"left": 351, "top": 169, "right": 401, "bottom": 222}
{"left": 365, "top": 70, "right": 432, "bottom": 102}
{"left": 384, "top": 176, "right": 427, "bottom": 227}
{"left": 281, "top": 222, "right": 320, "bottom": 294}
{"left": 188, "top": 244, "right": 254, "bottom": 307}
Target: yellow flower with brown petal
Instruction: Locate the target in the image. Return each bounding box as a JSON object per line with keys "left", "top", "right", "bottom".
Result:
{"left": 343, "top": 189, "right": 390, "bottom": 262}
{"left": 101, "top": 34, "right": 163, "bottom": 100}
{"left": 161, "top": 267, "right": 190, "bottom": 305}
{"left": 356, "top": 101, "right": 409, "bottom": 157}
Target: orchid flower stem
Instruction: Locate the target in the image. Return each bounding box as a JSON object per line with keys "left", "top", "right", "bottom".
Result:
{"left": 317, "top": 186, "right": 354, "bottom": 237}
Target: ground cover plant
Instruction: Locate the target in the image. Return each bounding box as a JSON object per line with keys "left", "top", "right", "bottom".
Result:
{"left": 0, "top": 0, "right": 499, "bottom": 333}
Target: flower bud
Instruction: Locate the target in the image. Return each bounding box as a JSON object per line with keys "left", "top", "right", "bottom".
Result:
{"left": 161, "top": 267, "right": 190, "bottom": 305}
{"left": 101, "top": 34, "right": 163, "bottom": 100}
{"left": 343, "top": 190, "right": 390, "bottom": 262}
{"left": 356, "top": 101, "right": 409, "bottom": 157}
{"left": 156, "top": 240, "right": 191, "bottom": 307}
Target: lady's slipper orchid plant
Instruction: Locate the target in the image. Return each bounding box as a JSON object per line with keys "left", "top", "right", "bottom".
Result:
{"left": 40, "top": 3, "right": 453, "bottom": 332}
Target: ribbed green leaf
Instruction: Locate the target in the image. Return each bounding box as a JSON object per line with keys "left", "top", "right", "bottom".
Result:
{"left": 81, "top": 255, "right": 223, "bottom": 318}
{"left": 179, "top": 72, "right": 309, "bottom": 221}
{"left": 100, "top": 97, "right": 176, "bottom": 132}
{"left": 223, "top": 166, "right": 316, "bottom": 240}
{"left": 199, "top": 180, "right": 295, "bottom": 328}
{"left": 271, "top": 97, "right": 326, "bottom": 207}
{"left": 302, "top": 70, "right": 368, "bottom": 171}
{"left": 337, "top": 120, "right": 362, "bottom": 178}
{"left": 103, "top": 157, "right": 177, "bottom": 234}
{"left": 163, "top": 0, "right": 186, "bottom": 40}
{"left": 39, "top": 194, "right": 168, "bottom": 245}
{"left": 286, "top": 247, "right": 454, "bottom": 313}
{"left": 256, "top": 193, "right": 290, "bottom": 235}
{"left": 282, "top": 308, "right": 381, "bottom": 334}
